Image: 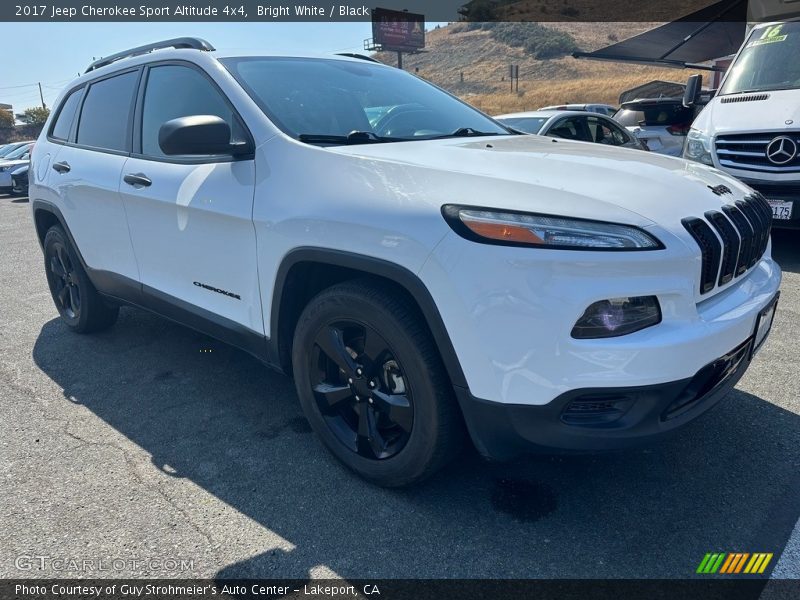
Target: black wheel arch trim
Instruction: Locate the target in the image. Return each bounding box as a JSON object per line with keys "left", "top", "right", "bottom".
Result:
{"left": 270, "top": 247, "right": 468, "bottom": 389}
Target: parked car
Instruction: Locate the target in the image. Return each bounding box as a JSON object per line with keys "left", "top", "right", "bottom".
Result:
{"left": 683, "top": 21, "right": 800, "bottom": 228}
{"left": 0, "top": 142, "right": 33, "bottom": 193}
{"left": 614, "top": 98, "right": 694, "bottom": 156}
{"left": 539, "top": 103, "right": 617, "bottom": 116}
{"left": 0, "top": 140, "right": 34, "bottom": 159}
{"left": 31, "top": 38, "right": 781, "bottom": 487}
{"left": 11, "top": 164, "right": 29, "bottom": 196}
{"left": 495, "top": 110, "right": 647, "bottom": 151}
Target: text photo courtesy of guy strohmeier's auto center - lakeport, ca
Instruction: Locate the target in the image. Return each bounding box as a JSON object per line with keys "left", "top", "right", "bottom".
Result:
{"left": 1, "top": 0, "right": 799, "bottom": 598}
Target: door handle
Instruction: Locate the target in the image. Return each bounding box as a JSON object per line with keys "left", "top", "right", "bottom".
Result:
{"left": 52, "top": 161, "right": 71, "bottom": 174}
{"left": 123, "top": 173, "right": 152, "bottom": 187}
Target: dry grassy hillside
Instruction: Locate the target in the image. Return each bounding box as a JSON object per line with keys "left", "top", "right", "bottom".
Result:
{"left": 374, "top": 22, "right": 701, "bottom": 115}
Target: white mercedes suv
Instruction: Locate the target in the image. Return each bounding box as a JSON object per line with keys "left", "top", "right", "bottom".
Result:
{"left": 30, "top": 38, "right": 782, "bottom": 486}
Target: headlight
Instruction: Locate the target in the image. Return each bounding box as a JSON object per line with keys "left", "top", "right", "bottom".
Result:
{"left": 683, "top": 129, "right": 714, "bottom": 165}
{"left": 571, "top": 296, "right": 661, "bottom": 339}
{"left": 442, "top": 205, "right": 663, "bottom": 250}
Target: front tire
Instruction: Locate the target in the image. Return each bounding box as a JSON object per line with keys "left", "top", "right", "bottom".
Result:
{"left": 292, "top": 280, "right": 464, "bottom": 487}
{"left": 43, "top": 225, "right": 119, "bottom": 333}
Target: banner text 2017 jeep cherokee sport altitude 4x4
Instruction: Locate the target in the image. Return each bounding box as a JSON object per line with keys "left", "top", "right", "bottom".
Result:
{"left": 30, "top": 38, "right": 782, "bottom": 486}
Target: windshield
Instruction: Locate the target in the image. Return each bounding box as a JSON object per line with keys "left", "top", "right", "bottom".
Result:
{"left": 0, "top": 143, "right": 21, "bottom": 157}
{"left": 720, "top": 22, "right": 800, "bottom": 95}
{"left": 496, "top": 116, "right": 548, "bottom": 134}
{"left": 221, "top": 57, "right": 510, "bottom": 143}
{"left": 4, "top": 144, "right": 31, "bottom": 160}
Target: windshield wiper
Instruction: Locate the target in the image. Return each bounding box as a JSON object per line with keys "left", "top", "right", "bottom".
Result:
{"left": 298, "top": 131, "right": 399, "bottom": 145}
{"left": 428, "top": 127, "right": 510, "bottom": 140}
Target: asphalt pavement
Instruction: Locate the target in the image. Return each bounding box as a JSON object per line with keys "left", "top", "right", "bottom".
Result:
{"left": 1, "top": 193, "right": 798, "bottom": 581}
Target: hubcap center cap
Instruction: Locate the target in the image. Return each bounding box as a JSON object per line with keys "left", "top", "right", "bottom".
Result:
{"left": 351, "top": 377, "right": 371, "bottom": 399}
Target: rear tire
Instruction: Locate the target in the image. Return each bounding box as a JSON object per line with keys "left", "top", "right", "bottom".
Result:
{"left": 43, "top": 225, "right": 119, "bottom": 333}
{"left": 292, "top": 279, "right": 464, "bottom": 487}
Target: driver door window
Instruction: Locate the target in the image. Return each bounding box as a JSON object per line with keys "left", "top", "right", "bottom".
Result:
{"left": 140, "top": 65, "right": 245, "bottom": 158}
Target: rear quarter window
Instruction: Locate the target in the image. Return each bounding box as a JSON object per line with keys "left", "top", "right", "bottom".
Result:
{"left": 50, "top": 88, "right": 83, "bottom": 142}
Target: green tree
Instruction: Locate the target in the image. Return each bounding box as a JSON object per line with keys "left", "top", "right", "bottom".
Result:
{"left": 0, "top": 109, "right": 14, "bottom": 129}
{"left": 17, "top": 106, "right": 50, "bottom": 126}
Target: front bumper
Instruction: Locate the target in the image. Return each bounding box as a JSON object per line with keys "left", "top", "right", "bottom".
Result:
{"left": 741, "top": 180, "right": 800, "bottom": 230}
{"left": 456, "top": 335, "right": 757, "bottom": 459}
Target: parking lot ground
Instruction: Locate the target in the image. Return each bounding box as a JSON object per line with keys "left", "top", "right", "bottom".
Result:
{"left": 1, "top": 193, "right": 799, "bottom": 580}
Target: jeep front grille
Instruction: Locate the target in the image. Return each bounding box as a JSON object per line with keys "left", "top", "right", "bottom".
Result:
{"left": 683, "top": 195, "right": 772, "bottom": 295}
{"left": 715, "top": 132, "right": 800, "bottom": 173}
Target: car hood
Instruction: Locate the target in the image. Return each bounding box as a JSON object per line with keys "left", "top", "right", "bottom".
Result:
{"left": 328, "top": 134, "right": 752, "bottom": 228}
{"left": 693, "top": 89, "right": 800, "bottom": 135}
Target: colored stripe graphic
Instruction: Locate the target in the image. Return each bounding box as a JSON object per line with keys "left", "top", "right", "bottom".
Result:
{"left": 720, "top": 553, "right": 749, "bottom": 573}
{"left": 699, "top": 553, "right": 774, "bottom": 575}
{"left": 744, "top": 553, "right": 774, "bottom": 574}
{"left": 697, "top": 553, "right": 726, "bottom": 573}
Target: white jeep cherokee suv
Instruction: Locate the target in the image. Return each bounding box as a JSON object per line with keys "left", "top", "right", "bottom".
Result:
{"left": 30, "top": 38, "right": 782, "bottom": 486}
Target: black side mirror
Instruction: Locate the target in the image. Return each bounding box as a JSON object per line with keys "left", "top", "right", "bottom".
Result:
{"left": 683, "top": 74, "right": 703, "bottom": 108}
{"left": 158, "top": 115, "right": 249, "bottom": 156}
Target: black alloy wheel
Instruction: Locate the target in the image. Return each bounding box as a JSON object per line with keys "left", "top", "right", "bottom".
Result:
{"left": 43, "top": 225, "right": 119, "bottom": 333}
{"left": 47, "top": 240, "right": 81, "bottom": 320}
{"left": 310, "top": 320, "right": 414, "bottom": 460}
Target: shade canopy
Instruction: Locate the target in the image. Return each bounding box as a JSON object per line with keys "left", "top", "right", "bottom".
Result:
{"left": 573, "top": 0, "right": 748, "bottom": 70}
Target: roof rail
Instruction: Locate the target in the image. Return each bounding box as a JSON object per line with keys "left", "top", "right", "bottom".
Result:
{"left": 335, "top": 53, "right": 380, "bottom": 63}
{"left": 85, "top": 37, "right": 215, "bottom": 73}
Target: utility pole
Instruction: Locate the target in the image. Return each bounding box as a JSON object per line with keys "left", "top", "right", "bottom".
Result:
{"left": 38, "top": 82, "right": 46, "bottom": 109}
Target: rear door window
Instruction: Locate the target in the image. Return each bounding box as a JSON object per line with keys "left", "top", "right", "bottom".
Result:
{"left": 76, "top": 70, "right": 138, "bottom": 152}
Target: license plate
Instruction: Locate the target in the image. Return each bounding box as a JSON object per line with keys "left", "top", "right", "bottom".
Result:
{"left": 767, "top": 199, "right": 793, "bottom": 220}
{"left": 752, "top": 292, "right": 779, "bottom": 357}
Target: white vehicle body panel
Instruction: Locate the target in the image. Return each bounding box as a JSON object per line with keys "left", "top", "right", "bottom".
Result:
{"left": 119, "top": 157, "right": 262, "bottom": 333}
{"left": 46, "top": 145, "right": 140, "bottom": 282}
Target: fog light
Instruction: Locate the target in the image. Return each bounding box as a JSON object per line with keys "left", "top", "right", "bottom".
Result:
{"left": 571, "top": 296, "right": 661, "bottom": 339}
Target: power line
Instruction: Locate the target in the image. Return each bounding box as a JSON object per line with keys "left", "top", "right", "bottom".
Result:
{"left": 0, "top": 78, "right": 72, "bottom": 91}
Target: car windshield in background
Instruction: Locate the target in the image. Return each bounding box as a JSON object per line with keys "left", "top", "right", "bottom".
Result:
{"left": 221, "top": 57, "right": 510, "bottom": 144}
{"left": 720, "top": 22, "right": 800, "bottom": 95}
{"left": 0, "top": 144, "right": 24, "bottom": 158}
{"left": 3, "top": 144, "right": 31, "bottom": 160}
{"left": 496, "top": 116, "right": 549, "bottom": 134}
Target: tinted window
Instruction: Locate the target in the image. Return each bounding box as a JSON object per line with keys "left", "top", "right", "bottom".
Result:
{"left": 615, "top": 104, "right": 691, "bottom": 127}
{"left": 141, "top": 65, "right": 244, "bottom": 157}
{"left": 614, "top": 108, "right": 644, "bottom": 127}
{"left": 50, "top": 88, "right": 82, "bottom": 141}
{"left": 77, "top": 71, "right": 138, "bottom": 151}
